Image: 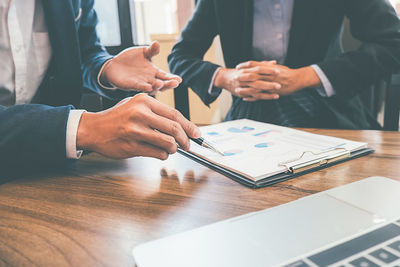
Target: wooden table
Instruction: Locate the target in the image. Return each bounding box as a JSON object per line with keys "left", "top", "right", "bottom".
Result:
{"left": 0, "top": 129, "right": 399, "bottom": 266}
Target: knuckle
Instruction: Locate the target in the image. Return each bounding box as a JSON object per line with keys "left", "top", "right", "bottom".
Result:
{"left": 253, "top": 81, "right": 262, "bottom": 88}
{"left": 165, "top": 135, "right": 175, "bottom": 144}
{"left": 170, "top": 122, "right": 181, "bottom": 136}
{"left": 269, "top": 83, "right": 277, "bottom": 89}
{"left": 244, "top": 74, "right": 252, "bottom": 81}
{"left": 171, "top": 109, "right": 182, "bottom": 122}
{"left": 186, "top": 122, "right": 196, "bottom": 135}
{"left": 266, "top": 82, "right": 275, "bottom": 90}
{"left": 170, "top": 144, "right": 178, "bottom": 154}
{"left": 165, "top": 136, "right": 177, "bottom": 152}
{"left": 130, "top": 128, "right": 145, "bottom": 140}
{"left": 131, "top": 107, "right": 147, "bottom": 120}
{"left": 133, "top": 93, "right": 148, "bottom": 102}
{"left": 253, "top": 81, "right": 262, "bottom": 89}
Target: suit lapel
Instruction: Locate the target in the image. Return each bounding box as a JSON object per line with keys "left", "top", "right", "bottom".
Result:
{"left": 242, "top": 0, "right": 254, "bottom": 60}
{"left": 42, "top": 0, "right": 81, "bottom": 80}
{"left": 285, "top": 0, "right": 316, "bottom": 67}
{"left": 39, "top": 0, "right": 83, "bottom": 106}
{"left": 223, "top": 0, "right": 254, "bottom": 64}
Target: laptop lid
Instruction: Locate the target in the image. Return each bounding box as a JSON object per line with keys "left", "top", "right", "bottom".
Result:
{"left": 133, "top": 177, "right": 400, "bottom": 267}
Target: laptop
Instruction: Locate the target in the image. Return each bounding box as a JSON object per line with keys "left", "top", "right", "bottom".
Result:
{"left": 133, "top": 177, "right": 400, "bottom": 267}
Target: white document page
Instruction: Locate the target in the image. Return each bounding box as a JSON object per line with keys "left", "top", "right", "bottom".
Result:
{"left": 189, "top": 119, "right": 367, "bottom": 181}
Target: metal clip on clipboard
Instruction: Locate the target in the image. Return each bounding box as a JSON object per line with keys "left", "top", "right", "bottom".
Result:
{"left": 278, "top": 148, "right": 351, "bottom": 174}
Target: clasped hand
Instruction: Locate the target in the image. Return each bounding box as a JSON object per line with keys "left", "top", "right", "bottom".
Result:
{"left": 215, "top": 61, "right": 318, "bottom": 102}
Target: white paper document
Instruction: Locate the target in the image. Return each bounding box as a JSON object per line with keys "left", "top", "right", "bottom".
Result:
{"left": 189, "top": 119, "right": 368, "bottom": 181}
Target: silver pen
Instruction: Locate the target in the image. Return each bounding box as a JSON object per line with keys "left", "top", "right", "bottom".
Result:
{"left": 191, "top": 137, "right": 224, "bottom": 156}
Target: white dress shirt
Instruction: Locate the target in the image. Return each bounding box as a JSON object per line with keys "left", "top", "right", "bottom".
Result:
{"left": 0, "top": 0, "right": 84, "bottom": 159}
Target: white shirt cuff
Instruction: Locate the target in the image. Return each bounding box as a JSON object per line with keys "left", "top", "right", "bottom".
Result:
{"left": 97, "top": 59, "right": 117, "bottom": 90}
{"left": 66, "top": 109, "right": 86, "bottom": 159}
{"left": 311, "top": 64, "right": 336, "bottom": 97}
{"left": 208, "top": 67, "right": 223, "bottom": 96}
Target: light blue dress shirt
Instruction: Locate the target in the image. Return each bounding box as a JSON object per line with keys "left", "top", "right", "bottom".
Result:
{"left": 210, "top": 0, "right": 335, "bottom": 97}
{"left": 252, "top": 0, "right": 294, "bottom": 64}
{"left": 253, "top": 0, "right": 334, "bottom": 97}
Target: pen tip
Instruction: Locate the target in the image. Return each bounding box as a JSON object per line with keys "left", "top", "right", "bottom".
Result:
{"left": 213, "top": 148, "right": 225, "bottom": 156}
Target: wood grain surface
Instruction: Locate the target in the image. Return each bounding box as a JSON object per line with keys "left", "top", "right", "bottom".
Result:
{"left": 0, "top": 129, "right": 399, "bottom": 266}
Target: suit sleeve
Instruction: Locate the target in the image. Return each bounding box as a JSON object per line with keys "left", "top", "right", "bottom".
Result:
{"left": 168, "top": 0, "right": 222, "bottom": 106}
{"left": 317, "top": 0, "right": 400, "bottom": 98}
{"left": 78, "top": 0, "right": 130, "bottom": 100}
{"left": 0, "top": 104, "right": 72, "bottom": 181}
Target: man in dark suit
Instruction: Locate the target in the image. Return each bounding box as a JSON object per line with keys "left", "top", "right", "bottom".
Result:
{"left": 0, "top": 0, "right": 200, "bottom": 177}
{"left": 168, "top": 0, "right": 400, "bottom": 129}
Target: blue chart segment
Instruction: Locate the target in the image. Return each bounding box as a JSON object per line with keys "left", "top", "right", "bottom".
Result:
{"left": 223, "top": 149, "right": 244, "bottom": 156}
{"left": 254, "top": 142, "right": 273, "bottom": 148}
{"left": 207, "top": 132, "right": 220, "bottom": 136}
{"left": 227, "top": 126, "right": 255, "bottom": 133}
{"left": 253, "top": 130, "right": 280, "bottom": 137}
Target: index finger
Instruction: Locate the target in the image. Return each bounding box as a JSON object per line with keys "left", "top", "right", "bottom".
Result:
{"left": 236, "top": 60, "right": 277, "bottom": 70}
{"left": 156, "top": 69, "right": 182, "bottom": 83}
{"left": 241, "top": 66, "right": 280, "bottom": 76}
{"left": 148, "top": 98, "right": 201, "bottom": 139}
{"left": 235, "top": 61, "right": 259, "bottom": 69}
{"left": 160, "top": 80, "right": 180, "bottom": 91}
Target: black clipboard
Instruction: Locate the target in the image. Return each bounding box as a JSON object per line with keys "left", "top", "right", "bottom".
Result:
{"left": 178, "top": 148, "right": 374, "bottom": 189}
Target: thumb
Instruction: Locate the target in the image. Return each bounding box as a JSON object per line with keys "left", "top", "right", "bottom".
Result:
{"left": 144, "top": 41, "right": 160, "bottom": 59}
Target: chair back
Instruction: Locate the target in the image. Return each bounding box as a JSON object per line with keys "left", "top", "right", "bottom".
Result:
{"left": 384, "top": 74, "right": 400, "bottom": 131}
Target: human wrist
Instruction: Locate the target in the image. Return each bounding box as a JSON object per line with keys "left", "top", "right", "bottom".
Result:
{"left": 295, "top": 66, "right": 322, "bottom": 90}
{"left": 98, "top": 59, "right": 117, "bottom": 89}
{"left": 76, "top": 111, "right": 97, "bottom": 151}
{"left": 214, "top": 68, "right": 231, "bottom": 88}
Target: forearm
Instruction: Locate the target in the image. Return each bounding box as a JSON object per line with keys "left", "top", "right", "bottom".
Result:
{"left": 317, "top": 47, "right": 398, "bottom": 97}
{"left": 318, "top": 0, "right": 400, "bottom": 97}
{"left": 168, "top": 52, "right": 221, "bottom": 105}
{"left": 168, "top": 0, "right": 220, "bottom": 105}
{"left": 0, "top": 104, "right": 72, "bottom": 179}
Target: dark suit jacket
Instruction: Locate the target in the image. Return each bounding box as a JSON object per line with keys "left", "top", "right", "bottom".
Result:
{"left": 168, "top": 0, "right": 400, "bottom": 129}
{"left": 0, "top": 0, "right": 125, "bottom": 179}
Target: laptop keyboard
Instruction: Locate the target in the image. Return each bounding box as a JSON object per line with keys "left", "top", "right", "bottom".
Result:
{"left": 284, "top": 220, "right": 400, "bottom": 267}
